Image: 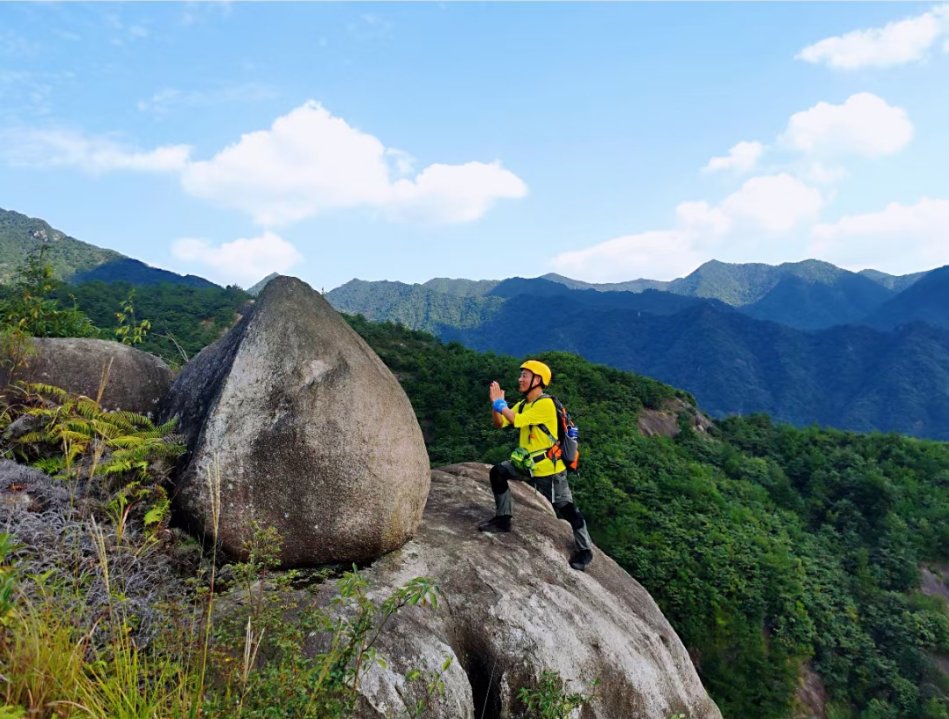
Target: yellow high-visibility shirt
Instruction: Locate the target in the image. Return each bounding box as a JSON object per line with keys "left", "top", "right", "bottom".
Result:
{"left": 499, "top": 395, "right": 566, "bottom": 477}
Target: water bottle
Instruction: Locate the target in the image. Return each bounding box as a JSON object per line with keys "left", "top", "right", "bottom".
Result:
{"left": 567, "top": 426, "right": 579, "bottom": 440}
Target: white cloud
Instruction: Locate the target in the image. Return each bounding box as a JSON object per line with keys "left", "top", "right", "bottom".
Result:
{"left": 549, "top": 174, "right": 823, "bottom": 282}
{"left": 0, "top": 101, "right": 525, "bottom": 226}
{"left": 720, "top": 174, "right": 824, "bottom": 232}
{"left": 171, "top": 231, "right": 303, "bottom": 286}
{"left": 181, "top": 101, "right": 527, "bottom": 226}
{"left": 389, "top": 161, "right": 527, "bottom": 224}
{"left": 810, "top": 197, "right": 949, "bottom": 273}
{"left": 797, "top": 5, "right": 948, "bottom": 69}
{"left": 702, "top": 141, "right": 764, "bottom": 174}
{"left": 549, "top": 230, "right": 703, "bottom": 283}
{"left": 782, "top": 92, "right": 913, "bottom": 158}
{"left": 0, "top": 127, "right": 191, "bottom": 173}
{"left": 675, "top": 200, "right": 732, "bottom": 236}
{"left": 800, "top": 161, "right": 849, "bottom": 186}
{"left": 181, "top": 102, "right": 393, "bottom": 225}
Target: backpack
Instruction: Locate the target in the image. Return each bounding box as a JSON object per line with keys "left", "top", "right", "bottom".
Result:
{"left": 525, "top": 394, "right": 580, "bottom": 473}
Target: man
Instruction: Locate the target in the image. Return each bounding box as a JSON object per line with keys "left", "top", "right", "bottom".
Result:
{"left": 479, "top": 359, "right": 594, "bottom": 571}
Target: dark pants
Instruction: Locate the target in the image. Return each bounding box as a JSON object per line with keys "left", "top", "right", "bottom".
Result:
{"left": 490, "top": 461, "right": 592, "bottom": 552}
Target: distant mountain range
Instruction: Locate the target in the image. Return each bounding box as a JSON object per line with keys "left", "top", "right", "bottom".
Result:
{"left": 327, "top": 259, "right": 945, "bottom": 333}
{"left": 0, "top": 207, "right": 217, "bottom": 288}
{"left": 327, "top": 263, "right": 949, "bottom": 439}
{"left": 6, "top": 204, "right": 949, "bottom": 439}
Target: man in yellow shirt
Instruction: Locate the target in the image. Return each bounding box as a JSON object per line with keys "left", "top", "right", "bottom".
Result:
{"left": 480, "top": 359, "right": 594, "bottom": 571}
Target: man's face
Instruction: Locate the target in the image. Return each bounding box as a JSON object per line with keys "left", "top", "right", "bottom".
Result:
{"left": 518, "top": 369, "right": 534, "bottom": 392}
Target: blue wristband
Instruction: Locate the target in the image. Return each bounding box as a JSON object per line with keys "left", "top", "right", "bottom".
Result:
{"left": 492, "top": 398, "right": 508, "bottom": 413}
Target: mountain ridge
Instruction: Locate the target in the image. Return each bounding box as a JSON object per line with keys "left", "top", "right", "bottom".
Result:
{"left": 0, "top": 207, "right": 219, "bottom": 288}
{"left": 327, "top": 266, "right": 949, "bottom": 439}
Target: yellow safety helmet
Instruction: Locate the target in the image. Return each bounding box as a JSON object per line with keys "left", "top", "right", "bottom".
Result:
{"left": 520, "top": 359, "right": 552, "bottom": 388}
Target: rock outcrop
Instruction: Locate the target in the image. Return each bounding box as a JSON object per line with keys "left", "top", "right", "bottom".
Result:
{"left": 312, "top": 463, "right": 721, "bottom": 719}
{"left": 160, "top": 276, "right": 430, "bottom": 567}
{"left": 0, "top": 337, "right": 173, "bottom": 415}
{"left": 638, "top": 398, "right": 714, "bottom": 439}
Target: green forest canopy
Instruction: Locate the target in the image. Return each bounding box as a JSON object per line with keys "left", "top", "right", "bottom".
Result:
{"left": 348, "top": 314, "right": 949, "bottom": 719}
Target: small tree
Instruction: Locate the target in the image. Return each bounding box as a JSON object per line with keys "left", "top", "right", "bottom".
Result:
{"left": 0, "top": 248, "right": 98, "bottom": 338}
{"left": 114, "top": 289, "right": 151, "bottom": 346}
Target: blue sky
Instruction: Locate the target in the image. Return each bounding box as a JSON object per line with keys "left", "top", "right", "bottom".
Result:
{"left": 1, "top": 2, "right": 948, "bottom": 290}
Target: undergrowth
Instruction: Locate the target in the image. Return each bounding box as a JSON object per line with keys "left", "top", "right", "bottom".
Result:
{"left": 0, "top": 382, "right": 453, "bottom": 718}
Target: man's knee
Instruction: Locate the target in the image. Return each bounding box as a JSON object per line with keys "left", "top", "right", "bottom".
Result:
{"left": 557, "top": 502, "right": 586, "bottom": 531}
{"left": 489, "top": 463, "right": 510, "bottom": 495}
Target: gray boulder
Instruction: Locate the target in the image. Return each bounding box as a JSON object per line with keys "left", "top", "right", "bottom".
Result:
{"left": 315, "top": 463, "right": 722, "bottom": 719}
{"left": 0, "top": 337, "right": 173, "bottom": 415}
{"left": 160, "top": 276, "right": 430, "bottom": 567}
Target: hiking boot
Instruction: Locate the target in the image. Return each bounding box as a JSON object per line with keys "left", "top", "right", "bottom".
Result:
{"left": 478, "top": 515, "right": 512, "bottom": 533}
{"left": 569, "top": 549, "right": 593, "bottom": 571}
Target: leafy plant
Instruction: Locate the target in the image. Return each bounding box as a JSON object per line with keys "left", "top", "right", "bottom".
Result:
{"left": 0, "top": 579, "right": 89, "bottom": 716}
{"left": 6, "top": 381, "right": 183, "bottom": 483}
{"left": 516, "top": 670, "right": 593, "bottom": 719}
{"left": 208, "top": 558, "right": 443, "bottom": 719}
{"left": 0, "top": 247, "right": 99, "bottom": 338}
{"left": 107, "top": 480, "right": 171, "bottom": 542}
{"left": 0, "top": 535, "right": 16, "bottom": 628}
{"left": 401, "top": 655, "right": 454, "bottom": 719}
{"left": 0, "top": 327, "right": 35, "bottom": 385}
{"left": 113, "top": 289, "right": 151, "bottom": 346}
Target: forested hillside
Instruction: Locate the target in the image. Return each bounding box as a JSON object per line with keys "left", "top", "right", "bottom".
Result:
{"left": 1, "top": 207, "right": 220, "bottom": 289}
{"left": 0, "top": 256, "right": 250, "bottom": 365}
{"left": 0, "top": 207, "right": 121, "bottom": 284}
{"left": 347, "top": 315, "right": 949, "bottom": 719}
{"left": 329, "top": 270, "right": 949, "bottom": 440}
{"left": 4, "top": 250, "right": 949, "bottom": 718}
{"left": 59, "top": 281, "right": 250, "bottom": 363}
{"left": 864, "top": 266, "right": 949, "bottom": 331}
{"left": 329, "top": 278, "right": 505, "bottom": 335}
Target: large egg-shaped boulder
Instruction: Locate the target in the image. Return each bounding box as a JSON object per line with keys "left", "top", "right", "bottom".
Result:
{"left": 160, "top": 277, "right": 430, "bottom": 567}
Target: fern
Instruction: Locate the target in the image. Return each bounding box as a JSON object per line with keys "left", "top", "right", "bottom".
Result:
{"left": 5, "top": 381, "right": 185, "bottom": 486}
{"left": 3, "top": 383, "right": 184, "bottom": 540}
{"left": 23, "top": 382, "right": 71, "bottom": 403}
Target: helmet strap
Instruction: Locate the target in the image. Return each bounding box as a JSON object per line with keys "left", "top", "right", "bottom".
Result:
{"left": 522, "top": 373, "right": 544, "bottom": 397}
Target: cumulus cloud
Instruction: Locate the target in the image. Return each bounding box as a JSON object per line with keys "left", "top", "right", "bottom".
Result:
{"left": 549, "top": 230, "right": 704, "bottom": 283}
{"left": 389, "top": 161, "right": 528, "bottom": 224}
{"left": 548, "top": 174, "right": 823, "bottom": 282}
{"left": 800, "top": 161, "right": 849, "bottom": 186}
{"left": 0, "top": 127, "right": 191, "bottom": 173}
{"left": 720, "top": 174, "right": 824, "bottom": 233}
{"left": 702, "top": 141, "right": 764, "bottom": 174}
{"left": 0, "top": 101, "right": 525, "bottom": 227}
{"left": 809, "top": 197, "right": 949, "bottom": 273}
{"left": 782, "top": 92, "right": 913, "bottom": 158}
{"left": 797, "top": 4, "right": 948, "bottom": 69}
{"left": 181, "top": 102, "right": 392, "bottom": 225}
{"left": 171, "top": 231, "right": 303, "bottom": 286}
{"left": 180, "top": 101, "right": 527, "bottom": 226}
